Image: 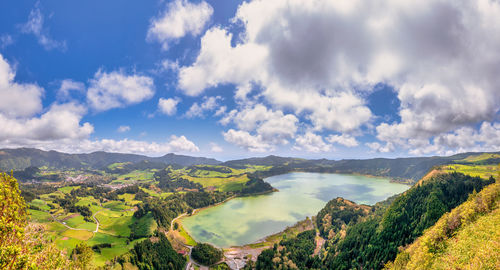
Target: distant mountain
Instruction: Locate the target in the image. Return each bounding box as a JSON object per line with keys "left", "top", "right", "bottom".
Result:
{"left": 224, "top": 152, "right": 500, "bottom": 182}
{"left": 0, "top": 148, "right": 221, "bottom": 171}
{"left": 2, "top": 148, "right": 498, "bottom": 183}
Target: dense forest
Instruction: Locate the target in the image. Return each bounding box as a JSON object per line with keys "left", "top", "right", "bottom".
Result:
{"left": 130, "top": 233, "right": 185, "bottom": 270}
{"left": 154, "top": 168, "right": 203, "bottom": 191}
{"left": 191, "top": 243, "right": 223, "bottom": 265}
{"left": 254, "top": 230, "right": 321, "bottom": 270}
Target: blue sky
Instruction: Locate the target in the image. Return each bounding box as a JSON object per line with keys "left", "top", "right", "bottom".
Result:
{"left": 0, "top": 0, "right": 499, "bottom": 160}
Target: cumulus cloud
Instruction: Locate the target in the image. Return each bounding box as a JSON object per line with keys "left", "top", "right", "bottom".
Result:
{"left": 185, "top": 96, "right": 222, "bottom": 118}
{"left": 57, "top": 79, "right": 85, "bottom": 100}
{"left": 117, "top": 125, "right": 130, "bottom": 133}
{"left": 21, "top": 4, "right": 66, "bottom": 51}
{"left": 404, "top": 122, "right": 500, "bottom": 155}
{"left": 327, "top": 134, "right": 359, "bottom": 147}
{"left": 223, "top": 129, "right": 272, "bottom": 152}
{"left": 0, "top": 103, "right": 93, "bottom": 142}
{"left": 366, "top": 142, "right": 395, "bottom": 153}
{"left": 293, "top": 132, "right": 332, "bottom": 153}
{"left": 179, "top": 0, "right": 500, "bottom": 154}
{"left": 87, "top": 70, "right": 155, "bottom": 111}
{"left": 158, "top": 97, "right": 180, "bottom": 116}
{"left": 0, "top": 54, "right": 44, "bottom": 117}
{"left": 178, "top": 27, "right": 268, "bottom": 96}
{"left": 0, "top": 54, "right": 199, "bottom": 156}
{"left": 221, "top": 104, "right": 298, "bottom": 145}
{"left": 1, "top": 135, "right": 200, "bottom": 156}
{"left": 147, "top": 0, "right": 213, "bottom": 50}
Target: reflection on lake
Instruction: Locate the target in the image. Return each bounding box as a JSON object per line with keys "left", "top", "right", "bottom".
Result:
{"left": 182, "top": 172, "right": 409, "bottom": 247}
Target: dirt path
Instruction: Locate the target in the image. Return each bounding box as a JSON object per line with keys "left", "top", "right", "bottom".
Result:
{"left": 91, "top": 209, "right": 105, "bottom": 233}
{"left": 46, "top": 207, "right": 107, "bottom": 233}
{"left": 171, "top": 213, "right": 187, "bottom": 231}
{"left": 48, "top": 211, "right": 92, "bottom": 231}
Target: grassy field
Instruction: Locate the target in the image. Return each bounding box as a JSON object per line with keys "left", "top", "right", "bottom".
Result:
{"left": 184, "top": 174, "right": 250, "bottom": 192}
{"left": 22, "top": 164, "right": 274, "bottom": 267}
{"left": 177, "top": 222, "right": 197, "bottom": 246}
{"left": 457, "top": 153, "right": 500, "bottom": 163}
{"left": 111, "top": 170, "right": 154, "bottom": 184}
{"left": 29, "top": 191, "right": 149, "bottom": 267}
{"left": 28, "top": 209, "right": 52, "bottom": 222}
{"left": 58, "top": 185, "right": 80, "bottom": 194}
{"left": 441, "top": 164, "right": 499, "bottom": 179}
{"left": 97, "top": 209, "right": 134, "bottom": 237}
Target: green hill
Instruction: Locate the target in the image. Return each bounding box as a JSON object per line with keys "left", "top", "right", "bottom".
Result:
{"left": 0, "top": 148, "right": 221, "bottom": 171}
{"left": 387, "top": 180, "right": 499, "bottom": 269}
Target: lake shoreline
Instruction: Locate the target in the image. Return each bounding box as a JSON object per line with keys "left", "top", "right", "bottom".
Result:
{"left": 178, "top": 172, "right": 409, "bottom": 249}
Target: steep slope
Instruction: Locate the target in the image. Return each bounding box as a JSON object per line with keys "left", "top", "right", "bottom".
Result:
{"left": 322, "top": 172, "right": 495, "bottom": 269}
{"left": 0, "top": 148, "right": 221, "bottom": 170}
{"left": 387, "top": 181, "right": 500, "bottom": 270}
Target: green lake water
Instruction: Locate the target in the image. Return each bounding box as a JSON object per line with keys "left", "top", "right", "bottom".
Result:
{"left": 181, "top": 172, "right": 410, "bottom": 247}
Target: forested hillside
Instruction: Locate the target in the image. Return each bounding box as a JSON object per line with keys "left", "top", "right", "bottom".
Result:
{"left": 386, "top": 180, "right": 500, "bottom": 269}
{"left": 254, "top": 172, "right": 496, "bottom": 269}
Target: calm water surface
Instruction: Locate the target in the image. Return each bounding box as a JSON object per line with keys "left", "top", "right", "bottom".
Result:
{"left": 182, "top": 172, "right": 409, "bottom": 247}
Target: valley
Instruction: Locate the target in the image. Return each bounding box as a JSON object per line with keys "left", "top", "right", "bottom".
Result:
{"left": 1, "top": 149, "right": 499, "bottom": 269}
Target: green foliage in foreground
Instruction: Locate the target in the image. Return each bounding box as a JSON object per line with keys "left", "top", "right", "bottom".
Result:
{"left": 387, "top": 180, "right": 500, "bottom": 270}
{"left": 131, "top": 233, "right": 185, "bottom": 270}
{"left": 0, "top": 173, "right": 80, "bottom": 269}
{"left": 191, "top": 243, "right": 223, "bottom": 266}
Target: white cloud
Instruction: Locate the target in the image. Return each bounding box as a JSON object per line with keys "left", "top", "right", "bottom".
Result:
{"left": 293, "top": 132, "right": 332, "bottom": 153}
{"left": 117, "top": 125, "right": 130, "bottom": 133}
{"left": 164, "top": 135, "right": 200, "bottom": 152}
{"left": 220, "top": 104, "right": 298, "bottom": 145}
{"left": 158, "top": 97, "right": 180, "bottom": 116}
{"left": 223, "top": 129, "right": 272, "bottom": 152}
{"left": 327, "top": 134, "right": 359, "bottom": 147}
{"left": 365, "top": 142, "right": 395, "bottom": 153}
{"left": 209, "top": 142, "right": 223, "bottom": 153}
{"left": 1, "top": 135, "right": 200, "bottom": 156}
{"left": 178, "top": 27, "right": 268, "bottom": 96}
{"left": 147, "top": 0, "right": 213, "bottom": 50}
{"left": 178, "top": 0, "right": 500, "bottom": 154}
{"left": 21, "top": 5, "right": 66, "bottom": 51}
{"left": 185, "top": 96, "right": 222, "bottom": 118}
{"left": 57, "top": 79, "right": 85, "bottom": 100}
{"left": 0, "top": 54, "right": 44, "bottom": 118}
{"left": 0, "top": 102, "right": 93, "bottom": 142}
{"left": 405, "top": 122, "right": 500, "bottom": 155}
{"left": 87, "top": 69, "right": 155, "bottom": 111}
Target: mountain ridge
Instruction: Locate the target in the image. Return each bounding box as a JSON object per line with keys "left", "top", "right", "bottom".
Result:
{"left": 1, "top": 148, "right": 499, "bottom": 182}
{"left": 0, "top": 147, "right": 222, "bottom": 170}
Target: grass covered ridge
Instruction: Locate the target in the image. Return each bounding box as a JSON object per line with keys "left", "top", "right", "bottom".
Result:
{"left": 387, "top": 181, "right": 500, "bottom": 270}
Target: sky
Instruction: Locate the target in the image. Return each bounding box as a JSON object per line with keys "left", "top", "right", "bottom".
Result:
{"left": 0, "top": 0, "right": 499, "bottom": 161}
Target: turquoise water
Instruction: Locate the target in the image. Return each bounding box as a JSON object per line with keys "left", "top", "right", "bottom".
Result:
{"left": 182, "top": 172, "right": 409, "bottom": 247}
